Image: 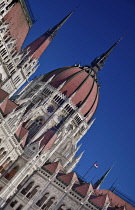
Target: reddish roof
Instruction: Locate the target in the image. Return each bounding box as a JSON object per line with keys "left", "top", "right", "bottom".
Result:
{"left": 43, "top": 161, "right": 63, "bottom": 174}
{"left": 26, "top": 34, "right": 51, "bottom": 59}
{"left": 86, "top": 93, "right": 99, "bottom": 122}
{"left": 4, "top": 2, "right": 30, "bottom": 51}
{"left": 34, "top": 129, "right": 57, "bottom": 152}
{"left": 0, "top": 98, "right": 18, "bottom": 115}
{"left": 107, "top": 207, "right": 126, "bottom": 210}
{"left": 90, "top": 194, "right": 110, "bottom": 208}
{"left": 37, "top": 160, "right": 134, "bottom": 209}
{"left": 15, "top": 124, "right": 28, "bottom": 147}
{"left": 58, "top": 172, "right": 79, "bottom": 185}
{"left": 0, "top": 89, "right": 9, "bottom": 103}
{"left": 42, "top": 66, "right": 99, "bottom": 120}
{"left": 95, "top": 190, "right": 134, "bottom": 210}
{"left": 25, "top": 12, "right": 72, "bottom": 59}
{"left": 74, "top": 183, "right": 94, "bottom": 197}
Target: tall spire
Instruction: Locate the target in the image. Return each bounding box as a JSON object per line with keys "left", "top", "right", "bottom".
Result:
{"left": 47, "top": 11, "right": 73, "bottom": 38}
{"left": 25, "top": 12, "right": 73, "bottom": 59}
{"left": 93, "top": 165, "right": 114, "bottom": 189}
{"left": 91, "top": 36, "right": 123, "bottom": 71}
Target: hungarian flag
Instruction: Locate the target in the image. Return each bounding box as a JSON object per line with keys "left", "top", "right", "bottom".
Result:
{"left": 94, "top": 163, "right": 98, "bottom": 168}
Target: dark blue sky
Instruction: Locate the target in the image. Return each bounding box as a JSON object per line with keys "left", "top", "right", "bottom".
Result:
{"left": 24, "top": 0, "right": 135, "bottom": 200}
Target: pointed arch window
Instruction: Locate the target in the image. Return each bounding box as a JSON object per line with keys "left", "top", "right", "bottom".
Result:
{"left": 41, "top": 197, "right": 55, "bottom": 209}
{"left": 27, "top": 116, "right": 44, "bottom": 141}
{"left": 36, "top": 193, "right": 49, "bottom": 207}
{"left": 10, "top": 200, "right": 18, "bottom": 208}
{"left": 4, "top": 165, "right": 19, "bottom": 180}
{"left": 26, "top": 185, "right": 40, "bottom": 199}
{"left": 21, "top": 181, "right": 34, "bottom": 195}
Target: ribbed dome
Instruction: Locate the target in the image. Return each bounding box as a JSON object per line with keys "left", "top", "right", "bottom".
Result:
{"left": 42, "top": 66, "right": 99, "bottom": 120}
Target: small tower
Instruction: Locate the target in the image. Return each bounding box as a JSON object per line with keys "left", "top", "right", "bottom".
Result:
{"left": 25, "top": 12, "right": 73, "bottom": 59}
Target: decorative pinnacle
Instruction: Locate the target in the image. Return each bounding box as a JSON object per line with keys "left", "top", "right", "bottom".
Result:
{"left": 91, "top": 35, "right": 124, "bottom": 71}
{"left": 105, "top": 35, "right": 124, "bottom": 56}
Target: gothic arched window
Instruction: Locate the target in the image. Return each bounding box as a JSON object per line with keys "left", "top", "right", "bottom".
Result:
{"left": 36, "top": 193, "right": 49, "bottom": 207}
{"left": 21, "top": 181, "right": 34, "bottom": 195}
{"left": 41, "top": 197, "right": 55, "bottom": 209}
{"left": 26, "top": 185, "right": 40, "bottom": 199}
{"left": 27, "top": 116, "right": 44, "bottom": 141}
{"left": 4, "top": 165, "right": 19, "bottom": 180}
{"left": 10, "top": 200, "right": 18, "bottom": 208}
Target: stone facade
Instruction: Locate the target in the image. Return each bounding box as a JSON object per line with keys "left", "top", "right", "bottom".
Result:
{"left": 0, "top": 1, "right": 134, "bottom": 210}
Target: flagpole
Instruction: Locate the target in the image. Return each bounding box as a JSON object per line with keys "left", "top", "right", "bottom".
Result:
{"left": 82, "top": 161, "right": 97, "bottom": 178}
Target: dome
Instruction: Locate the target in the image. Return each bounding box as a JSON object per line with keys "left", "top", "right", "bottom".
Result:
{"left": 42, "top": 66, "right": 99, "bottom": 121}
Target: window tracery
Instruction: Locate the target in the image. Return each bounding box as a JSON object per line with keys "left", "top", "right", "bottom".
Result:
{"left": 21, "top": 181, "right": 34, "bottom": 195}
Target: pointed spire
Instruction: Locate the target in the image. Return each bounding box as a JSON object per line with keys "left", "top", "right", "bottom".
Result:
{"left": 25, "top": 12, "right": 73, "bottom": 59}
{"left": 47, "top": 11, "right": 73, "bottom": 37}
{"left": 93, "top": 164, "right": 114, "bottom": 189}
{"left": 91, "top": 36, "right": 123, "bottom": 71}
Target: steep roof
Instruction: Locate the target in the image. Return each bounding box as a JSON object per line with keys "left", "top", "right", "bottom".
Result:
{"left": 4, "top": 1, "right": 32, "bottom": 50}
{"left": 90, "top": 194, "right": 110, "bottom": 208}
{"left": 43, "top": 161, "right": 63, "bottom": 174}
{"left": 15, "top": 124, "right": 28, "bottom": 147}
{"left": 74, "top": 183, "right": 94, "bottom": 197}
{"left": 25, "top": 12, "right": 72, "bottom": 59}
{"left": 58, "top": 172, "right": 79, "bottom": 185}
{"left": 0, "top": 98, "right": 18, "bottom": 115}
{"left": 95, "top": 189, "right": 134, "bottom": 210}
{"left": 34, "top": 129, "right": 57, "bottom": 152}
{"left": 0, "top": 89, "right": 9, "bottom": 103}
{"left": 42, "top": 66, "right": 99, "bottom": 121}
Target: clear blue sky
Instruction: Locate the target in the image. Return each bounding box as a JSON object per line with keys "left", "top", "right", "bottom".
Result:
{"left": 24, "top": 0, "right": 135, "bottom": 200}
